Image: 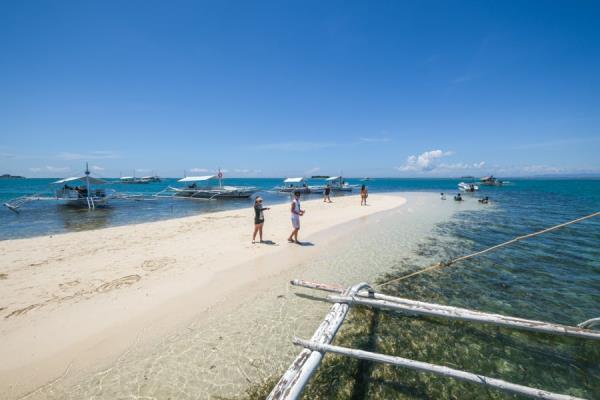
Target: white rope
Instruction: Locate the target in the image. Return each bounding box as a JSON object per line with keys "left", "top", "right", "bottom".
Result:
{"left": 375, "top": 211, "right": 600, "bottom": 289}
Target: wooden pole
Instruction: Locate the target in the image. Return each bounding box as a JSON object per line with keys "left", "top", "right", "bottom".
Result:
{"left": 328, "top": 295, "right": 600, "bottom": 340}
{"left": 290, "top": 280, "right": 599, "bottom": 340}
{"left": 267, "top": 282, "right": 371, "bottom": 400}
{"left": 293, "top": 338, "right": 586, "bottom": 400}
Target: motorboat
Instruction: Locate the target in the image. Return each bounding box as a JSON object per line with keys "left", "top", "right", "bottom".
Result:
{"left": 458, "top": 182, "right": 479, "bottom": 192}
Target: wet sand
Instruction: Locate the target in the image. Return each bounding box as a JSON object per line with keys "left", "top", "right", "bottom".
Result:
{"left": 0, "top": 193, "right": 411, "bottom": 399}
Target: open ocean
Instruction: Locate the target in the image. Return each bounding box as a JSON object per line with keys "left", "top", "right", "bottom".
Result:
{"left": 1, "top": 177, "right": 599, "bottom": 399}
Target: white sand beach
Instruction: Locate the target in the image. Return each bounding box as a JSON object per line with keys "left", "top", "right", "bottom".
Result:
{"left": 0, "top": 193, "right": 419, "bottom": 399}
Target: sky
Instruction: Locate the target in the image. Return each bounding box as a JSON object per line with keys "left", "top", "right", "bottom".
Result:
{"left": 1, "top": 0, "right": 599, "bottom": 178}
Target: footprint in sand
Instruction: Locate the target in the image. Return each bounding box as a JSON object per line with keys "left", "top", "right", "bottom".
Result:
{"left": 95, "top": 275, "right": 141, "bottom": 293}
{"left": 0, "top": 273, "right": 7, "bottom": 280}
{"left": 141, "top": 257, "right": 176, "bottom": 272}
{"left": 5, "top": 303, "right": 43, "bottom": 319}
{"left": 59, "top": 280, "right": 80, "bottom": 290}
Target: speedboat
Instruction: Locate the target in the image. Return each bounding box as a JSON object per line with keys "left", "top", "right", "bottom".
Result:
{"left": 168, "top": 175, "right": 256, "bottom": 199}
{"left": 458, "top": 182, "right": 479, "bottom": 192}
{"left": 276, "top": 177, "right": 311, "bottom": 194}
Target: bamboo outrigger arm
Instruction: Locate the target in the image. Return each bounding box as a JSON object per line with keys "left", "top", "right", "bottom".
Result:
{"left": 290, "top": 279, "right": 600, "bottom": 340}
{"left": 266, "top": 282, "right": 371, "bottom": 400}
{"left": 578, "top": 317, "right": 600, "bottom": 329}
{"left": 327, "top": 295, "right": 600, "bottom": 340}
{"left": 293, "top": 338, "right": 586, "bottom": 400}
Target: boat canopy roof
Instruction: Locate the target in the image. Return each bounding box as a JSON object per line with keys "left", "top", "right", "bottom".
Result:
{"left": 179, "top": 175, "right": 216, "bottom": 182}
{"left": 53, "top": 176, "right": 107, "bottom": 185}
{"left": 284, "top": 177, "right": 304, "bottom": 183}
{"left": 120, "top": 176, "right": 134, "bottom": 180}
{"left": 325, "top": 176, "right": 340, "bottom": 181}
{"left": 481, "top": 176, "right": 494, "bottom": 180}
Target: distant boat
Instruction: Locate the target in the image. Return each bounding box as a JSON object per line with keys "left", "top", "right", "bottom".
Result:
{"left": 119, "top": 176, "right": 149, "bottom": 184}
{"left": 276, "top": 177, "right": 311, "bottom": 194}
{"left": 140, "top": 175, "right": 161, "bottom": 183}
{"left": 167, "top": 173, "right": 256, "bottom": 199}
{"left": 480, "top": 176, "right": 504, "bottom": 186}
{"left": 360, "top": 177, "right": 371, "bottom": 182}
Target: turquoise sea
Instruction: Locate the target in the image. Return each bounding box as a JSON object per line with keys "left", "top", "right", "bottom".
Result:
{"left": 1, "top": 178, "right": 599, "bottom": 398}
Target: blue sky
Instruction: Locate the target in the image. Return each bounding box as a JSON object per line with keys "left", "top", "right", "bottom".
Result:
{"left": 1, "top": 0, "right": 599, "bottom": 178}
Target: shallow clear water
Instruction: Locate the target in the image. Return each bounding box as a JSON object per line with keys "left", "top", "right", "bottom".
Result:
{"left": 4, "top": 179, "right": 600, "bottom": 399}
{"left": 3, "top": 177, "right": 590, "bottom": 240}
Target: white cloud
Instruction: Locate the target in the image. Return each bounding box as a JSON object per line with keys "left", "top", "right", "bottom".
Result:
{"left": 91, "top": 165, "right": 105, "bottom": 171}
{"left": 190, "top": 168, "right": 209, "bottom": 173}
{"left": 305, "top": 166, "right": 320, "bottom": 175}
{"left": 359, "top": 137, "right": 391, "bottom": 143}
{"left": 57, "top": 150, "right": 120, "bottom": 160}
{"left": 29, "top": 167, "right": 42, "bottom": 172}
{"left": 397, "top": 150, "right": 453, "bottom": 172}
{"left": 438, "top": 161, "right": 486, "bottom": 170}
{"left": 45, "top": 166, "right": 70, "bottom": 172}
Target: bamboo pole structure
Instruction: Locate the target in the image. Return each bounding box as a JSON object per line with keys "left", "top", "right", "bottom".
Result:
{"left": 266, "top": 282, "right": 371, "bottom": 400}
{"left": 293, "top": 338, "right": 586, "bottom": 400}
{"left": 327, "top": 295, "right": 600, "bottom": 340}
{"left": 290, "top": 280, "right": 599, "bottom": 340}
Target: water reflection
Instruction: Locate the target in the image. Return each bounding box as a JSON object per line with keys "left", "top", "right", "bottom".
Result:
{"left": 56, "top": 205, "right": 114, "bottom": 231}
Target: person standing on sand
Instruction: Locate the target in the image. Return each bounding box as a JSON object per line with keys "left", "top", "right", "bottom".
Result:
{"left": 323, "top": 184, "right": 332, "bottom": 203}
{"left": 288, "top": 191, "right": 305, "bottom": 243}
{"left": 252, "top": 196, "right": 269, "bottom": 244}
{"left": 360, "top": 184, "right": 368, "bottom": 206}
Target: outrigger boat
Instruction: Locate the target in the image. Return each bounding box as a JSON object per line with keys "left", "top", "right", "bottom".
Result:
{"left": 324, "top": 176, "right": 357, "bottom": 192}
{"left": 307, "top": 176, "right": 358, "bottom": 194}
{"left": 164, "top": 174, "right": 257, "bottom": 199}
{"left": 276, "top": 177, "right": 311, "bottom": 194}
{"left": 3, "top": 164, "right": 115, "bottom": 213}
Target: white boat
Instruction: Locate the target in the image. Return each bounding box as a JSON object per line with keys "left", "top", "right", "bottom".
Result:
{"left": 276, "top": 177, "right": 311, "bottom": 193}
{"left": 168, "top": 175, "right": 257, "bottom": 199}
{"left": 119, "top": 176, "right": 149, "bottom": 184}
{"left": 458, "top": 182, "right": 479, "bottom": 192}
{"left": 140, "top": 175, "right": 161, "bottom": 183}
{"left": 52, "top": 165, "right": 115, "bottom": 208}
{"left": 325, "top": 176, "right": 357, "bottom": 192}
{"left": 480, "top": 176, "right": 504, "bottom": 186}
